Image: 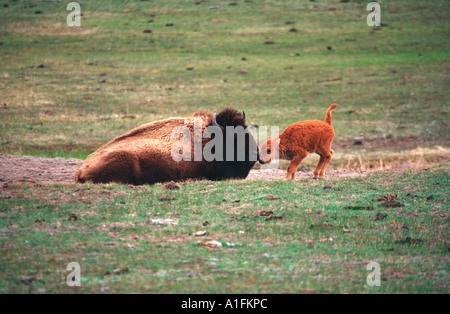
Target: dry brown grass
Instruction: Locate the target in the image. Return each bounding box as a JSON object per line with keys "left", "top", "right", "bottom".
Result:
{"left": 4, "top": 21, "right": 98, "bottom": 36}
{"left": 255, "top": 146, "right": 450, "bottom": 172}
{"left": 335, "top": 146, "right": 450, "bottom": 171}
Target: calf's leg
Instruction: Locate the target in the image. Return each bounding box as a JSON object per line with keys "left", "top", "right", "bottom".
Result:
{"left": 286, "top": 151, "right": 308, "bottom": 180}
{"left": 318, "top": 149, "right": 333, "bottom": 178}
{"left": 313, "top": 155, "right": 325, "bottom": 178}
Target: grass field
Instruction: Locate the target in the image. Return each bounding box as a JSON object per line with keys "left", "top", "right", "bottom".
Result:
{"left": 1, "top": 166, "right": 449, "bottom": 293}
{"left": 0, "top": 0, "right": 449, "bottom": 293}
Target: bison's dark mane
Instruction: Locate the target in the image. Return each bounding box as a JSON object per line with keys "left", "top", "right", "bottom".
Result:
{"left": 216, "top": 107, "right": 247, "bottom": 127}
{"left": 193, "top": 108, "right": 246, "bottom": 127}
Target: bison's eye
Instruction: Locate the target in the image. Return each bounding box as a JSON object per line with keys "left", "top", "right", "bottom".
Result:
{"left": 267, "top": 149, "right": 271, "bottom": 154}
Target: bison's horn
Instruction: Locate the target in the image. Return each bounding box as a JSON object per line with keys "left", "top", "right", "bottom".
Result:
{"left": 212, "top": 113, "right": 220, "bottom": 127}
{"left": 243, "top": 111, "right": 246, "bottom": 121}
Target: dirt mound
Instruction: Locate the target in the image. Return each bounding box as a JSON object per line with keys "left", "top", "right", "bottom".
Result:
{"left": 0, "top": 154, "right": 367, "bottom": 185}
{"left": 0, "top": 154, "right": 82, "bottom": 185}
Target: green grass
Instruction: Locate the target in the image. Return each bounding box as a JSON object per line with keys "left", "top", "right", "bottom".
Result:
{"left": 0, "top": 0, "right": 449, "bottom": 161}
{"left": 0, "top": 165, "right": 448, "bottom": 293}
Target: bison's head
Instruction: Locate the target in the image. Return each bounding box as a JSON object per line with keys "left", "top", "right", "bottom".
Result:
{"left": 207, "top": 108, "right": 259, "bottom": 179}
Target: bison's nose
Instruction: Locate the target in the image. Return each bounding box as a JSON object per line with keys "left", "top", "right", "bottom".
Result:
{"left": 259, "top": 159, "right": 264, "bottom": 164}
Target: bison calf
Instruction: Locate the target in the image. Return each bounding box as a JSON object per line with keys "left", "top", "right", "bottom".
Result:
{"left": 259, "top": 104, "right": 338, "bottom": 179}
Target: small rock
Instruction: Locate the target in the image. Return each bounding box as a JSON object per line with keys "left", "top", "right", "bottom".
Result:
{"left": 374, "top": 213, "right": 388, "bottom": 221}
{"left": 68, "top": 214, "right": 78, "bottom": 221}
{"left": 259, "top": 210, "right": 273, "bottom": 217}
{"left": 164, "top": 181, "right": 180, "bottom": 190}
{"left": 151, "top": 219, "right": 177, "bottom": 225}
{"left": 199, "top": 240, "right": 222, "bottom": 248}
{"left": 381, "top": 201, "right": 404, "bottom": 208}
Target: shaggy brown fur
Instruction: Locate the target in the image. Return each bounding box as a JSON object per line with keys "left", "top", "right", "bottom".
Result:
{"left": 75, "top": 108, "right": 257, "bottom": 185}
{"left": 259, "top": 103, "right": 338, "bottom": 179}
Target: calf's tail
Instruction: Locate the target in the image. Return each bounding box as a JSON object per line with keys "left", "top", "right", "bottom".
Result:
{"left": 324, "top": 103, "right": 338, "bottom": 125}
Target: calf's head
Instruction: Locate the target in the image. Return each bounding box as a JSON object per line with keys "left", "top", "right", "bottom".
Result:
{"left": 258, "top": 138, "right": 280, "bottom": 164}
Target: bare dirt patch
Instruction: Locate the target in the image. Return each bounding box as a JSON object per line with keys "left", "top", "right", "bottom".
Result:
{"left": 0, "top": 154, "right": 82, "bottom": 185}
{"left": 0, "top": 154, "right": 369, "bottom": 185}
{"left": 246, "top": 168, "right": 368, "bottom": 181}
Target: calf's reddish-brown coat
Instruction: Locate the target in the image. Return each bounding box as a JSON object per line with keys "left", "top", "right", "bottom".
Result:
{"left": 259, "top": 104, "right": 338, "bottom": 179}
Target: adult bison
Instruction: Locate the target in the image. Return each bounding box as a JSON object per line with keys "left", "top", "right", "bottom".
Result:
{"left": 75, "top": 108, "right": 258, "bottom": 185}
